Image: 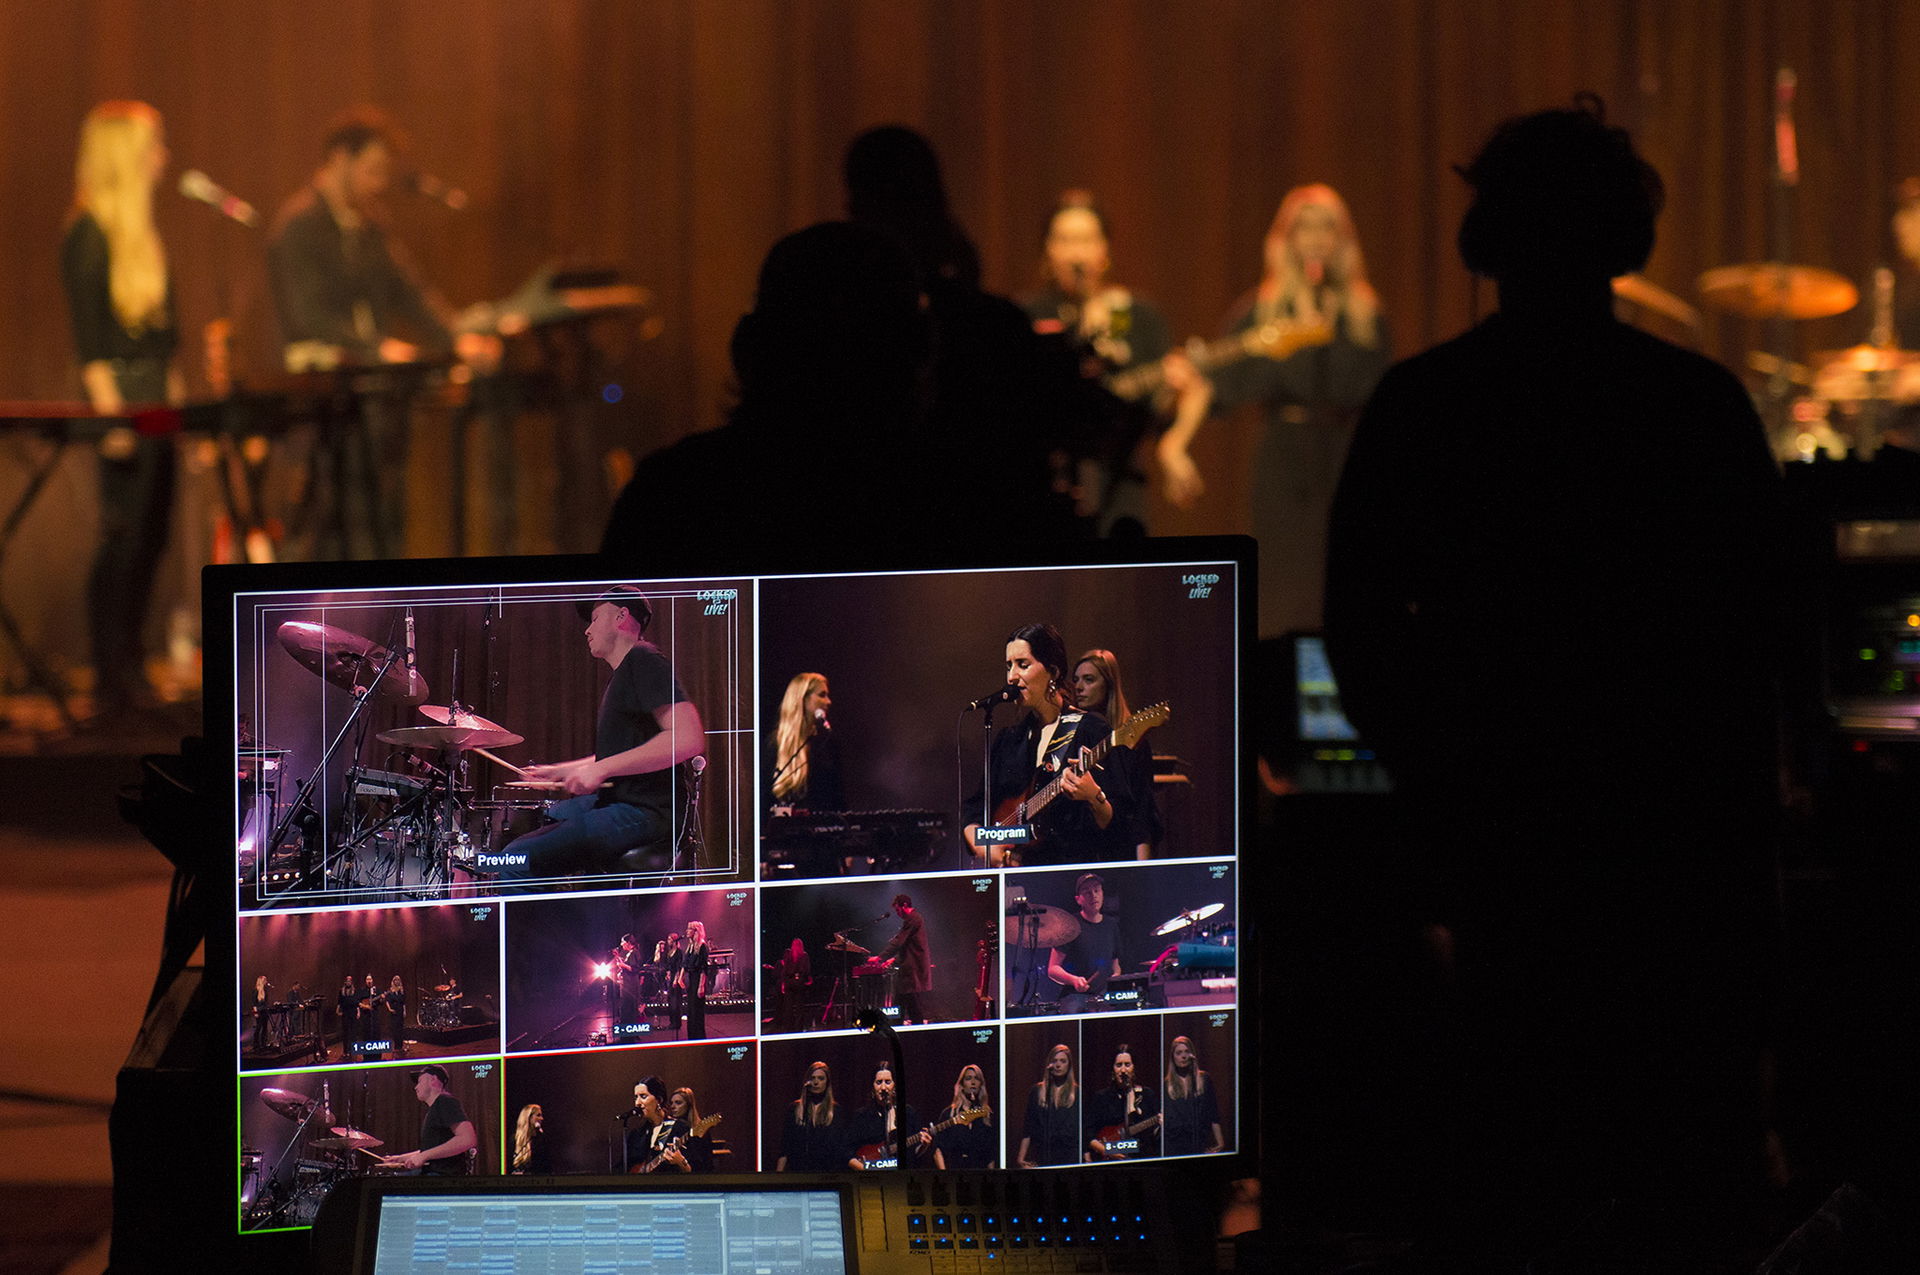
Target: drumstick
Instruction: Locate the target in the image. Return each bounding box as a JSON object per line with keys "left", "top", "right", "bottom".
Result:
{"left": 470, "top": 746, "right": 529, "bottom": 775}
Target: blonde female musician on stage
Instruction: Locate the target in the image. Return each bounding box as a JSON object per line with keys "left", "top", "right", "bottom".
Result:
{"left": 1161, "top": 183, "right": 1390, "bottom": 636}
{"left": 61, "top": 101, "right": 184, "bottom": 718}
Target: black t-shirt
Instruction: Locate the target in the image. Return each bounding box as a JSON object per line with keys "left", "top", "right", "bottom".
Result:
{"left": 598, "top": 643, "right": 689, "bottom": 814}
{"left": 61, "top": 214, "right": 177, "bottom": 367}
{"left": 1055, "top": 912, "right": 1121, "bottom": 985}
{"left": 419, "top": 1092, "right": 469, "bottom": 1175}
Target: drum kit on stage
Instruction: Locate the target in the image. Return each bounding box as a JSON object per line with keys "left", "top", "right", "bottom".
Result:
{"left": 242, "top": 1086, "right": 390, "bottom": 1230}
{"left": 1617, "top": 261, "right": 1918, "bottom": 462}
{"left": 243, "top": 619, "right": 550, "bottom": 902}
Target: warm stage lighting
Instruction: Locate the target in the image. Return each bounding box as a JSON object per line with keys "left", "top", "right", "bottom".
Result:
{"left": 590, "top": 961, "right": 613, "bottom": 979}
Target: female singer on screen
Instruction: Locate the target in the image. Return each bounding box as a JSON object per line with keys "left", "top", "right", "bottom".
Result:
{"left": 1071, "top": 648, "right": 1161, "bottom": 859}
{"left": 1016, "top": 1044, "right": 1081, "bottom": 1168}
{"left": 61, "top": 101, "right": 185, "bottom": 718}
{"left": 511, "top": 1103, "right": 551, "bottom": 1174}
{"left": 1161, "top": 183, "right": 1390, "bottom": 636}
{"left": 963, "top": 623, "right": 1132, "bottom": 867}
{"left": 776, "top": 1061, "right": 844, "bottom": 1172}
{"left": 1161, "top": 1035, "right": 1226, "bottom": 1156}
{"left": 770, "top": 672, "right": 843, "bottom": 812}
{"left": 924, "top": 1063, "right": 996, "bottom": 1170}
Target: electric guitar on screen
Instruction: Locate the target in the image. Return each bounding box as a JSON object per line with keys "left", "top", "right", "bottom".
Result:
{"left": 1093, "top": 1111, "right": 1163, "bottom": 1160}
{"left": 852, "top": 1107, "right": 989, "bottom": 1169}
{"left": 968, "top": 702, "right": 1171, "bottom": 867}
{"left": 628, "top": 1113, "right": 722, "bottom": 1173}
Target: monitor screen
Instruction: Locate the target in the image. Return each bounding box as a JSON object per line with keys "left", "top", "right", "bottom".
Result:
{"left": 213, "top": 540, "right": 1251, "bottom": 1241}
{"left": 369, "top": 1187, "right": 849, "bottom": 1274}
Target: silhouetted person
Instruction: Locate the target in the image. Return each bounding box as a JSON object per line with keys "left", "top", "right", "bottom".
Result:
{"left": 1325, "top": 98, "right": 1785, "bottom": 1256}
{"left": 844, "top": 125, "right": 1106, "bottom": 541}
{"left": 604, "top": 220, "right": 960, "bottom": 554}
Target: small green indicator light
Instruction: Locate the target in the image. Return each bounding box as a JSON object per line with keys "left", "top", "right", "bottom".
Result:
{"left": 1861, "top": 649, "right": 1877, "bottom": 660}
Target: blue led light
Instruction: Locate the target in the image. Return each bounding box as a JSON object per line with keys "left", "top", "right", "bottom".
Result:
{"left": 602, "top": 383, "right": 624, "bottom": 404}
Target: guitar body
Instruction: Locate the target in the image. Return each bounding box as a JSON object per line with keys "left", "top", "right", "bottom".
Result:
{"left": 1094, "top": 1112, "right": 1161, "bottom": 1159}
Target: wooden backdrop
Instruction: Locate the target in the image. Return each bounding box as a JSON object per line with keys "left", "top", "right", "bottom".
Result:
{"left": 4, "top": 0, "right": 1919, "bottom": 677}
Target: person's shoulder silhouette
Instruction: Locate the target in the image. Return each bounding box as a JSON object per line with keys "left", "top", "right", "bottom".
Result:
{"left": 1326, "top": 96, "right": 1781, "bottom": 814}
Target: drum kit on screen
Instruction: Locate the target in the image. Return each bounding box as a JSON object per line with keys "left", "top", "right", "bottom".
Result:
{"left": 242, "top": 1085, "right": 391, "bottom": 1230}
{"left": 1619, "top": 260, "right": 1917, "bottom": 463}
{"left": 1004, "top": 896, "right": 1233, "bottom": 1015}
{"left": 242, "top": 618, "right": 553, "bottom": 902}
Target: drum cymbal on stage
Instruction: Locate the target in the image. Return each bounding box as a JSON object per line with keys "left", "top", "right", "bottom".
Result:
{"left": 1611, "top": 273, "right": 1702, "bottom": 330}
{"left": 259, "top": 1088, "right": 316, "bottom": 1121}
{"left": 377, "top": 724, "right": 525, "bottom": 751}
{"left": 825, "top": 937, "right": 871, "bottom": 955}
{"left": 1813, "top": 344, "right": 1920, "bottom": 374}
{"left": 419, "top": 704, "right": 516, "bottom": 734}
{"left": 1003, "top": 903, "right": 1082, "bottom": 949}
{"left": 1811, "top": 345, "right": 1920, "bottom": 403}
{"left": 277, "top": 621, "right": 429, "bottom": 704}
{"left": 1698, "top": 263, "right": 1859, "bottom": 320}
{"left": 1153, "top": 902, "right": 1226, "bottom": 937}
{"left": 315, "top": 1127, "right": 384, "bottom": 1150}
{"left": 432, "top": 983, "right": 453, "bottom": 994}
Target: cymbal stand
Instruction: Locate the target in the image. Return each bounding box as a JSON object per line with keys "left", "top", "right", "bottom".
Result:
{"left": 263, "top": 634, "right": 407, "bottom": 900}
{"left": 1010, "top": 901, "right": 1049, "bottom": 1008}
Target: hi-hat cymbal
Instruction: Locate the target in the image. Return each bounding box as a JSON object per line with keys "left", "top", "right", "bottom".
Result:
{"left": 1003, "top": 903, "right": 1082, "bottom": 949}
{"left": 277, "top": 621, "right": 429, "bottom": 704}
{"left": 419, "top": 704, "right": 516, "bottom": 734}
{"left": 315, "top": 1126, "right": 384, "bottom": 1150}
{"left": 377, "top": 724, "right": 524, "bottom": 751}
{"left": 1698, "top": 263, "right": 1859, "bottom": 320}
{"left": 259, "top": 1087, "right": 316, "bottom": 1121}
{"left": 1153, "top": 902, "right": 1226, "bottom": 937}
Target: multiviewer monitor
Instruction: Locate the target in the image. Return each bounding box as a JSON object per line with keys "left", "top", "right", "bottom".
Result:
{"left": 206, "top": 537, "right": 1253, "bottom": 1250}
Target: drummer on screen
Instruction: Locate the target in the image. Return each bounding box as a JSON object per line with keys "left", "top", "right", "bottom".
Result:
{"left": 492, "top": 586, "right": 706, "bottom": 885}
{"left": 1046, "top": 873, "right": 1123, "bottom": 1014}
{"left": 380, "top": 1064, "right": 475, "bottom": 1175}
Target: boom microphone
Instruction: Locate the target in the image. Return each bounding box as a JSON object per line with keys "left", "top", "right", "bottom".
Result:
{"left": 178, "top": 169, "right": 258, "bottom": 226}
{"left": 964, "top": 684, "right": 1022, "bottom": 712}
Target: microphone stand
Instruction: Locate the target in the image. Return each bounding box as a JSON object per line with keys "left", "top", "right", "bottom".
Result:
{"left": 264, "top": 624, "right": 407, "bottom": 899}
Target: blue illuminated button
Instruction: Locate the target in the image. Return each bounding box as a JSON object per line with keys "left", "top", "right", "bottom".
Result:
{"left": 908, "top": 1214, "right": 927, "bottom": 1233}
